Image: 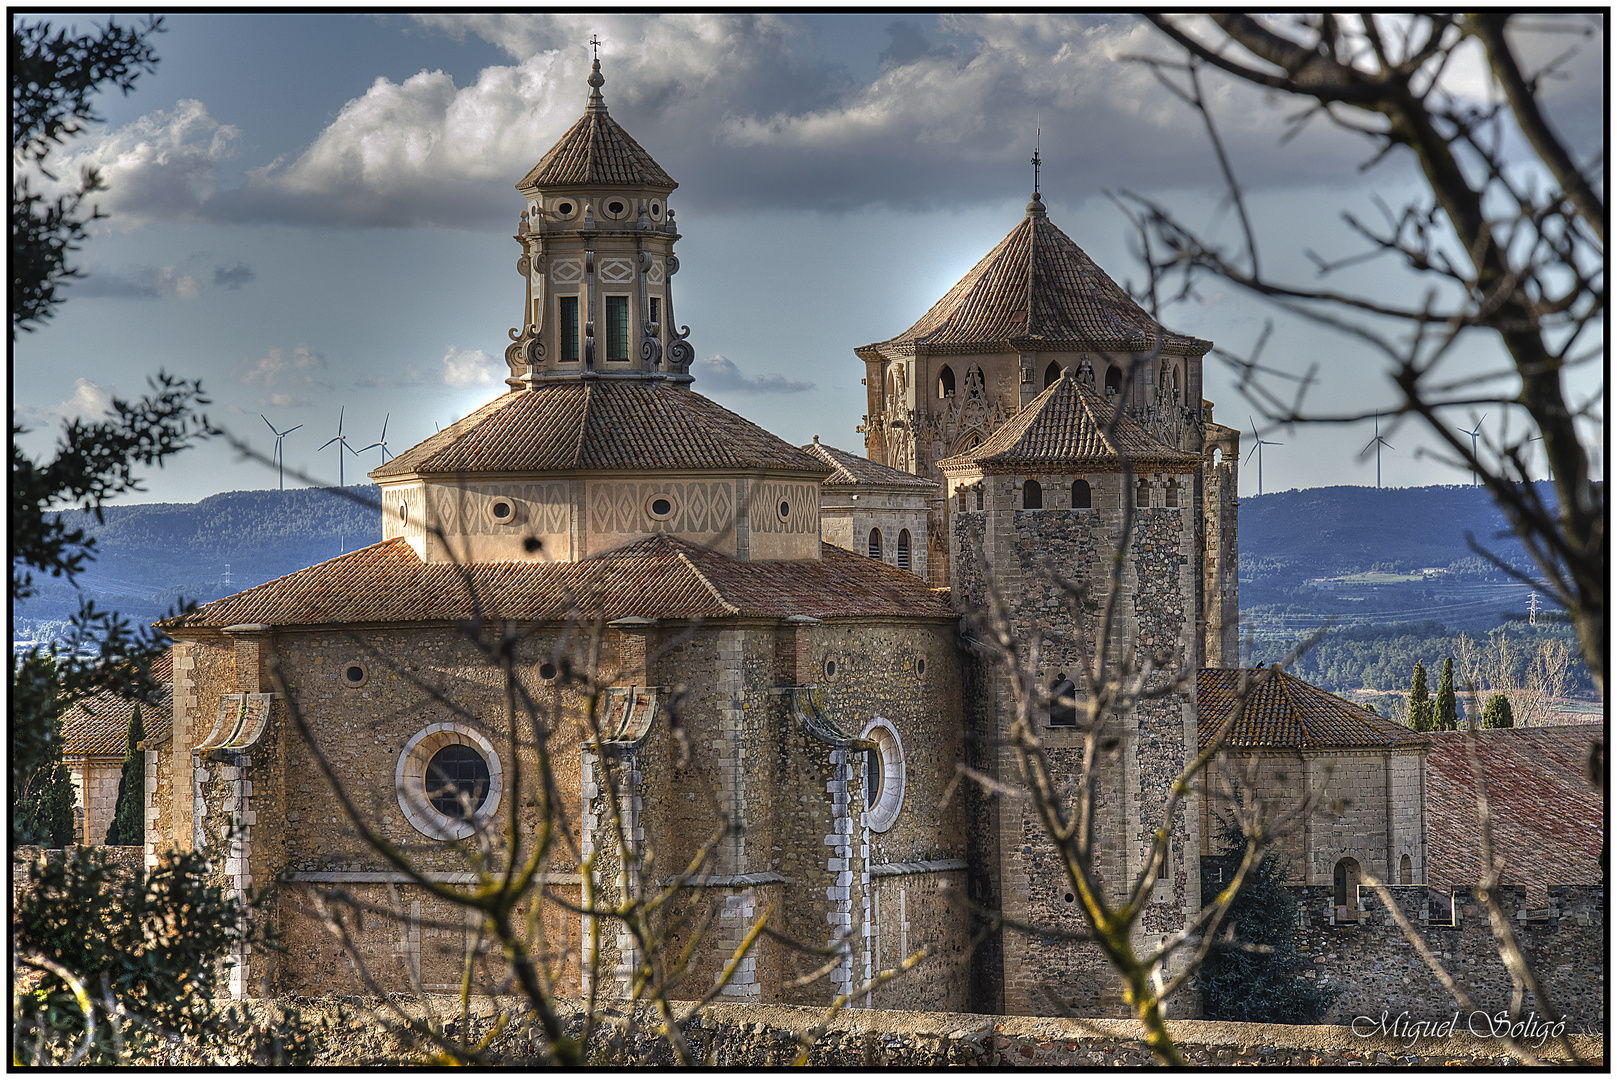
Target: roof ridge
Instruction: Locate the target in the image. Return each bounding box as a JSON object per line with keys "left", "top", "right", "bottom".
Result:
{"left": 672, "top": 546, "right": 741, "bottom": 616}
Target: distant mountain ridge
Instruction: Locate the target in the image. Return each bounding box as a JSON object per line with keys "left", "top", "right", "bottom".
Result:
{"left": 13, "top": 481, "right": 1554, "bottom": 637}
{"left": 1239, "top": 483, "right": 1552, "bottom": 576}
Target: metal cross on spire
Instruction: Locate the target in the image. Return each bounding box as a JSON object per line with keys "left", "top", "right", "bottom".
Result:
{"left": 590, "top": 34, "right": 601, "bottom": 60}
{"left": 1031, "top": 121, "right": 1042, "bottom": 198}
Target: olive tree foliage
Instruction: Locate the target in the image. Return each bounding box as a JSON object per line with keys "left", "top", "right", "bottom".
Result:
{"left": 1123, "top": 14, "right": 1605, "bottom": 700}
{"left": 10, "top": 13, "right": 212, "bottom": 840}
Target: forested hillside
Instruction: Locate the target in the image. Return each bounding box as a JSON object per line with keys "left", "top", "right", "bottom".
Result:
{"left": 13, "top": 486, "right": 381, "bottom": 638}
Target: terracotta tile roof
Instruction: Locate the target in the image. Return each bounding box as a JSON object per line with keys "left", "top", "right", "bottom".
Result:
{"left": 373, "top": 382, "right": 830, "bottom": 479}
{"left": 60, "top": 682, "right": 172, "bottom": 758}
{"left": 162, "top": 536, "right": 955, "bottom": 630}
{"left": 1425, "top": 726, "right": 1602, "bottom": 895}
{"left": 518, "top": 92, "right": 675, "bottom": 190}
{"left": 1198, "top": 667, "right": 1431, "bottom": 750}
{"left": 863, "top": 200, "right": 1210, "bottom": 355}
{"left": 937, "top": 371, "right": 1200, "bottom": 472}
{"left": 801, "top": 440, "right": 938, "bottom": 489}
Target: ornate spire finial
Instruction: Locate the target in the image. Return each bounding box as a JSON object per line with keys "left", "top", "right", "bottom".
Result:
{"left": 1031, "top": 121, "right": 1041, "bottom": 199}
{"left": 586, "top": 36, "right": 606, "bottom": 111}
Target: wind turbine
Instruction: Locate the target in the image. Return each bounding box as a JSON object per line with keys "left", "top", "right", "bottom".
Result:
{"left": 357, "top": 414, "right": 392, "bottom": 466}
{"left": 1245, "top": 416, "right": 1282, "bottom": 496}
{"left": 260, "top": 414, "right": 303, "bottom": 492}
{"left": 1457, "top": 414, "right": 1486, "bottom": 485}
{"left": 1363, "top": 413, "right": 1394, "bottom": 489}
{"left": 319, "top": 406, "right": 360, "bottom": 488}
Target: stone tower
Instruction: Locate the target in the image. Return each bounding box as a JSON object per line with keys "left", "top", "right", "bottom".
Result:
{"left": 940, "top": 366, "right": 1205, "bottom": 1017}
{"left": 505, "top": 53, "right": 691, "bottom": 388}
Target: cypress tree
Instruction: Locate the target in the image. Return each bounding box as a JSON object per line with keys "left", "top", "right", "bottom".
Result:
{"left": 104, "top": 705, "right": 146, "bottom": 846}
{"left": 1433, "top": 657, "right": 1459, "bottom": 731}
{"left": 16, "top": 757, "right": 77, "bottom": 848}
{"left": 1407, "top": 661, "right": 1432, "bottom": 731}
{"left": 1482, "top": 693, "right": 1515, "bottom": 729}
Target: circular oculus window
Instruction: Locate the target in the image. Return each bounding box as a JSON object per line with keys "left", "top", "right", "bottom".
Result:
{"left": 607, "top": 199, "right": 625, "bottom": 216}
{"left": 915, "top": 656, "right": 927, "bottom": 677}
{"left": 340, "top": 661, "right": 368, "bottom": 688}
{"left": 539, "top": 661, "right": 559, "bottom": 681}
{"left": 823, "top": 658, "right": 837, "bottom": 678}
{"left": 486, "top": 497, "right": 519, "bottom": 526}
{"left": 398, "top": 499, "right": 409, "bottom": 527}
{"left": 859, "top": 719, "right": 906, "bottom": 833}
{"left": 554, "top": 200, "right": 574, "bottom": 217}
{"left": 646, "top": 493, "right": 675, "bottom": 521}
{"left": 396, "top": 723, "right": 503, "bottom": 840}
{"left": 777, "top": 499, "right": 791, "bottom": 521}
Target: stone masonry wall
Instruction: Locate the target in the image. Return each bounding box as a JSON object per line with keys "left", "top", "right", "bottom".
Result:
{"left": 1292, "top": 883, "right": 1604, "bottom": 1033}
{"left": 151, "top": 997, "right": 1601, "bottom": 1067}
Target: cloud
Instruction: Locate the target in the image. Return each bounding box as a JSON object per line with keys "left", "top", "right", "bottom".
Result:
{"left": 213, "top": 263, "right": 255, "bottom": 289}
{"left": 72, "top": 264, "right": 200, "bottom": 300}
{"left": 48, "top": 14, "right": 1603, "bottom": 229}
{"left": 441, "top": 345, "right": 501, "bottom": 387}
{"left": 12, "top": 378, "right": 117, "bottom": 429}
{"left": 238, "top": 346, "right": 332, "bottom": 404}
{"left": 46, "top": 99, "right": 239, "bottom": 225}
{"left": 693, "top": 354, "right": 814, "bottom": 394}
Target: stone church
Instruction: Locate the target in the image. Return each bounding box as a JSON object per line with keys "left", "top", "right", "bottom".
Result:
{"left": 145, "top": 58, "right": 1428, "bottom": 1015}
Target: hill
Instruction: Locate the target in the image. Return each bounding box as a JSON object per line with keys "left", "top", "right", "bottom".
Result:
{"left": 14, "top": 486, "right": 382, "bottom": 638}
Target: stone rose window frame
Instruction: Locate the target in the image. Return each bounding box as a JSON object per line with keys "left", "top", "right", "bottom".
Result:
{"left": 859, "top": 718, "right": 906, "bottom": 833}
{"left": 396, "top": 722, "right": 504, "bottom": 841}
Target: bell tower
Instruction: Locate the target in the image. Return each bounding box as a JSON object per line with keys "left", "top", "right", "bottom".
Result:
{"left": 505, "top": 47, "right": 694, "bottom": 387}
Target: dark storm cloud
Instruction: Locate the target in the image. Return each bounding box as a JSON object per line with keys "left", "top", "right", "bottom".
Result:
{"left": 213, "top": 263, "right": 256, "bottom": 289}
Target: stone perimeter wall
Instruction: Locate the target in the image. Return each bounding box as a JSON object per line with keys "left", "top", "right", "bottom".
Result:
{"left": 1291, "top": 883, "right": 1604, "bottom": 1033}
{"left": 150, "top": 997, "right": 1601, "bottom": 1067}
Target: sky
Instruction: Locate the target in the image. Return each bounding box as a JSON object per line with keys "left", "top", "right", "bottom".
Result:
{"left": 12, "top": 13, "right": 1605, "bottom": 504}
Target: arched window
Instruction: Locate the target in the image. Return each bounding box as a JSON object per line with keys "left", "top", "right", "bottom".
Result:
{"left": 937, "top": 364, "right": 955, "bottom": 399}
{"left": 1022, "top": 479, "right": 1042, "bottom": 509}
{"left": 1071, "top": 479, "right": 1091, "bottom": 509}
{"left": 974, "top": 485, "right": 984, "bottom": 511}
{"left": 1136, "top": 479, "right": 1151, "bottom": 508}
{"left": 1165, "top": 479, "right": 1179, "bottom": 508}
{"left": 1044, "top": 361, "right": 1061, "bottom": 389}
{"left": 957, "top": 488, "right": 966, "bottom": 512}
{"left": 897, "top": 529, "right": 911, "bottom": 570}
{"left": 1334, "top": 857, "right": 1362, "bottom": 909}
{"left": 1104, "top": 365, "right": 1122, "bottom": 395}
{"left": 868, "top": 527, "right": 882, "bottom": 560}
{"left": 1171, "top": 364, "right": 1182, "bottom": 403}
{"left": 1211, "top": 447, "right": 1223, "bottom": 466}
{"left": 1400, "top": 854, "right": 1412, "bottom": 885}
{"left": 1049, "top": 674, "right": 1077, "bottom": 727}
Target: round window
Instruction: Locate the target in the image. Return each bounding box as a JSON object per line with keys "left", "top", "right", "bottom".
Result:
{"left": 398, "top": 499, "right": 409, "bottom": 527}
{"left": 607, "top": 200, "right": 625, "bottom": 216}
{"left": 778, "top": 500, "right": 790, "bottom": 521}
{"left": 485, "top": 497, "right": 520, "bottom": 526}
{"left": 539, "top": 661, "right": 558, "bottom": 681}
{"left": 650, "top": 202, "right": 660, "bottom": 217}
{"left": 859, "top": 719, "right": 906, "bottom": 833}
{"left": 396, "top": 723, "right": 503, "bottom": 840}
{"left": 824, "top": 658, "right": 837, "bottom": 678}
{"left": 556, "top": 200, "right": 574, "bottom": 216}
{"left": 340, "top": 661, "right": 368, "bottom": 688}
{"left": 426, "top": 744, "right": 490, "bottom": 819}
{"left": 492, "top": 500, "right": 512, "bottom": 520}
{"left": 646, "top": 493, "right": 675, "bottom": 521}
{"left": 916, "top": 656, "right": 927, "bottom": 677}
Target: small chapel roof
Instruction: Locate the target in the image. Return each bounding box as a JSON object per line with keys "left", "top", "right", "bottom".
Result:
{"left": 801, "top": 438, "right": 938, "bottom": 489}
{"left": 59, "top": 654, "right": 173, "bottom": 757}
{"left": 1425, "top": 725, "right": 1602, "bottom": 895}
{"left": 859, "top": 194, "right": 1209, "bottom": 356}
{"left": 1197, "top": 667, "right": 1431, "bottom": 751}
{"left": 372, "top": 381, "right": 829, "bottom": 478}
{"left": 517, "top": 56, "right": 677, "bottom": 191}
{"left": 161, "top": 536, "right": 954, "bottom": 629}
{"left": 936, "top": 369, "right": 1199, "bottom": 473}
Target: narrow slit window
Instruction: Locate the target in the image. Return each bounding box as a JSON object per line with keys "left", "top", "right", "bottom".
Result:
{"left": 559, "top": 296, "right": 580, "bottom": 363}
{"left": 1166, "top": 479, "right": 1179, "bottom": 508}
{"left": 974, "top": 485, "right": 984, "bottom": 511}
{"left": 606, "top": 296, "right": 630, "bottom": 360}
{"left": 868, "top": 527, "right": 882, "bottom": 560}
{"left": 648, "top": 296, "right": 660, "bottom": 329}
{"left": 897, "top": 529, "right": 911, "bottom": 570}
